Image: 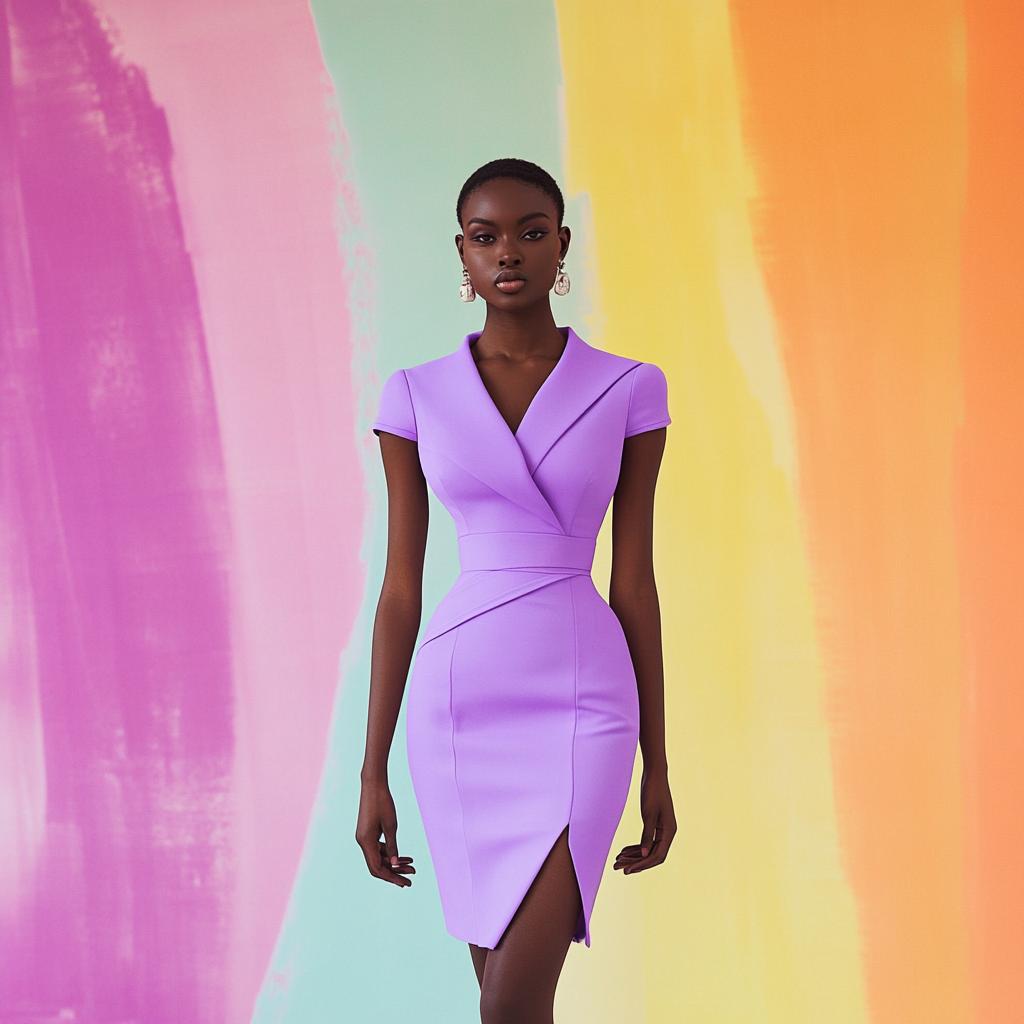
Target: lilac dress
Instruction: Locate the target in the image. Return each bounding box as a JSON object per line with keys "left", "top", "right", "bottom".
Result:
{"left": 373, "top": 328, "right": 670, "bottom": 949}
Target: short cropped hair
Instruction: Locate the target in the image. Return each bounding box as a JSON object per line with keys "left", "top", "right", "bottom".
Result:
{"left": 457, "top": 158, "right": 565, "bottom": 227}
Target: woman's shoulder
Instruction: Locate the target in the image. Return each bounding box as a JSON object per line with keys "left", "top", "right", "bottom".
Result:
{"left": 570, "top": 330, "right": 666, "bottom": 380}
{"left": 622, "top": 361, "right": 670, "bottom": 436}
{"left": 566, "top": 331, "right": 669, "bottom": 434}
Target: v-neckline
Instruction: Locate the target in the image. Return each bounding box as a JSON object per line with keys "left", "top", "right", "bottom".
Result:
{"left": 429, "top": 327, "right": 640, "bottom": 532}
{"left": 466, "top": 327, "right": 571, "bottom": 439}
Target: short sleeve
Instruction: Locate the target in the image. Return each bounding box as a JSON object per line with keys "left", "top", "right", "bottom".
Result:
{"left": 372, "top": 369, "right": 418, "bottom": 441}
{"left": 624, "top": 362, "right": 671, "bottom": 437}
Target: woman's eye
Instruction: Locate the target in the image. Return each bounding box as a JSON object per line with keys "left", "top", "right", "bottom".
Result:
{"left": 472, "top": 233, "right": 494, "bottom": 243}
{"left": 523, "top": 229, "right": 546, "bottom": 240}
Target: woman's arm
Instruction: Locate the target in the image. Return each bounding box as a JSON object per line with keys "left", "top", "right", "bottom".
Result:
{"left": 355, "top": 431, "right": 429, "bottom": 887}
{"left": 607, "top": 427, "right": 677, "bottom": 875}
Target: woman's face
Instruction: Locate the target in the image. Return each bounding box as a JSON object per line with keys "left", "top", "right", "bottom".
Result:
{"left": 456, "top": 178, "right": 570, "bottom": 311}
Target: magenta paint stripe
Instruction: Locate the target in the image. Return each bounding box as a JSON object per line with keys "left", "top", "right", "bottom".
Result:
{"left": 0, "top": 0, "right": 48, "bottom": 949}
{"left": 1, "top": 1, "right": 234, "bottom": 1020}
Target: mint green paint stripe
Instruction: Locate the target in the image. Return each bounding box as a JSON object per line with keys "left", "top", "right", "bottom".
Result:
{"left": 251, "top": 3, "right": 588, "bottom": 1020}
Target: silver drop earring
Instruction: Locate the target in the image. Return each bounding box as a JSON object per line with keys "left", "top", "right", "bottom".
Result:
{"left": 553, "top": 259, "right": 570, "bottom": 296}
{"left": 460, "top": 266, "right": 476, "bottom": 302}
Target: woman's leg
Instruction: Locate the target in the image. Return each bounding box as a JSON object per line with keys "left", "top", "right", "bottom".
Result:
{"left": 477, "top": 827, "right": 582, "bottom": 1024}
{"left": 469, "top": 943, "right": 489, "bottom": 987}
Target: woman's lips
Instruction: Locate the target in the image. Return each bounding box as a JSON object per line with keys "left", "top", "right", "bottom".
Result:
{"left": 495, "top": 278, "right": 526, "bottom": 293}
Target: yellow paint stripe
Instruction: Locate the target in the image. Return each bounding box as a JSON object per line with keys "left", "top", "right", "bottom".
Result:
{"left": 554, "top": 3, "right": 867, "bottom": 1021}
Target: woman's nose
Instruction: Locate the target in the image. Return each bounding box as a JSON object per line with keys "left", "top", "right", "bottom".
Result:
{"left": 497, "top": 246, "right": 522, "bottom": 267}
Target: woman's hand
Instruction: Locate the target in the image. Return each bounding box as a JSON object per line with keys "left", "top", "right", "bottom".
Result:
{"left": 356, "top": 778, "right": 415, "bottom": 887}
{"left": 613, "top": 767, "right": 676, "bottom": 875}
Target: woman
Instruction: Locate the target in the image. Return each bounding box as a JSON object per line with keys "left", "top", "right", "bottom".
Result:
{"left": 356, "top": 158, "right": 675, "bottom": 1024}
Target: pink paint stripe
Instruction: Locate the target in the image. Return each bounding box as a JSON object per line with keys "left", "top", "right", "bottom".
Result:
{"left": 95, "top": 2, "right": 368, "bottom": 1021}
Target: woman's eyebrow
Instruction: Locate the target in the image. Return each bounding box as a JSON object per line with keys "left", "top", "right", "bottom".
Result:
{"left": 466, "top": 212, "right": 552, "bottom": 228}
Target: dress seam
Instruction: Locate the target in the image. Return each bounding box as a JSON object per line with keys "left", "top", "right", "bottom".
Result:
{"left": 624, "top": 417, "right": 672, "bottom": 438}
{"left": 624, "top": 364, "right": 671, "bottom": 437}
{"left": 402, "top": 369, "right": 419, "bottom": 438}
{"left": 371, "top": 421, "right": 418, "bottom": 442}
{"left": 447, "top": 626, "right": 479, "bottom": 940}
{"left": 569, "top": 578, "right": 579, "bottom": 826}
{"left": 568, "top": 576, "right": 584, "bottom": 942}
{"left": 421, "top": 572, "right": 575, "bottom": 647}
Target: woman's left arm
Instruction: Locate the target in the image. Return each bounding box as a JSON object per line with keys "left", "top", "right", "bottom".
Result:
{"left": 608, "top": 427, "right": 677, "bottom": 875}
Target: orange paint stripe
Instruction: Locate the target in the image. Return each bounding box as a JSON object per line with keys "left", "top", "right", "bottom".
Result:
{"left": 729, "top": 2, "right": 973, "bottom": 1022}
{"left": 957, "top": 3, "right": 1024, "bottom": 1022}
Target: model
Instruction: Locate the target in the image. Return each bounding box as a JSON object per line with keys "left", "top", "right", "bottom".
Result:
{"left": 357, "top": 158, "right": 676, "bottom": 1024}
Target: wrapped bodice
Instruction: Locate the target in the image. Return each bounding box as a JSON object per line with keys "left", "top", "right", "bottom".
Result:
{"left": 372, "top": 328, "right": 671, "bottom": 644}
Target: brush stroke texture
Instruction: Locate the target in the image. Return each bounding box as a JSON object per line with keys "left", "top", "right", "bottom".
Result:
{"left": 0, "top": 1, "right": 233, "bottom": 1021}
{"left": 957, "top": 4, "right": 1024, "bottom": 1022}
{"left": 729, "top": 1, "right": 972, "bottom": 1021}
{"left": 94, "top": 2, "right": 369, "bottom": 1020}
{"left": 555, "top": 2, "right": 867, "bottom": 1020}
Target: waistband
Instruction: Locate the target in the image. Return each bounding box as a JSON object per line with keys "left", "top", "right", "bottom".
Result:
{"left": 458, "top": 532, "right": 595, "bottom": 573}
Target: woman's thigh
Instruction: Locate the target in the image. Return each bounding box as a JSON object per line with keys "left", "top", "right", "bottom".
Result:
{"left": 476, "top": 827, "right": 582, "bottom": 1024}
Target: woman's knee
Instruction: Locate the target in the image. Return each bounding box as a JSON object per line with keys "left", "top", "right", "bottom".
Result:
{"left": 479, "top": 981, "right": 548, "bottom": 1024}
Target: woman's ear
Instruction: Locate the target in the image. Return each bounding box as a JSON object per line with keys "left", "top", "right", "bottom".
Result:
{"left": 559, "top": 225, "right": 571, "bottom": 259}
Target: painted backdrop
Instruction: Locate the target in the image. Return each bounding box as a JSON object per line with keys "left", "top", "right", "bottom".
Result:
{"left": 1, "top": 1, "right": 1020, "bottom": 1023}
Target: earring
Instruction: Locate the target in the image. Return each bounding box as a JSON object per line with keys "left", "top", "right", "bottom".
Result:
{"left": 553, "top": 259, "right": 570, "bottom": 296}
{"left": 460, "top": 266, "right": 476, "bottom": 302}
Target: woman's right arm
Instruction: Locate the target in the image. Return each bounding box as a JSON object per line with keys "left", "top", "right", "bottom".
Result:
{"left": 355, "top": 431, "right": 429, "bottom": 887}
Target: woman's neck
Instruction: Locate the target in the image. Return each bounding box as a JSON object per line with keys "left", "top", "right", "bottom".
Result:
{"left": 475, "top": 301, "right": 565, "bottom": 362}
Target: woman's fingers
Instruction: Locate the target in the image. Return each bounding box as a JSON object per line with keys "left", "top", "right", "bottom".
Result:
{"left": 615, "top": 814, "right": 677, "bottom": 874}
{"left": 378, "top": 844, "right": 416, "bottom": 869}
{"left": 375, "top": 839, "right": 414, "bottom": 887}
{"left": 383, "top": 822, "right": 400, "bottom": 867}
{"left": 378, "top": 841, "right": 416, "bottom": 879}
{"left": 355, "top": 825, "right": 414, "bottom": 886}
{"left": 380, "top": 819, "right": 414, "bottom": 886}
{"left": 619, "top": 837, "right": 664, "bottom": 874}
{"left": 613, "top": 843, "right": 644, "bottom": 869}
